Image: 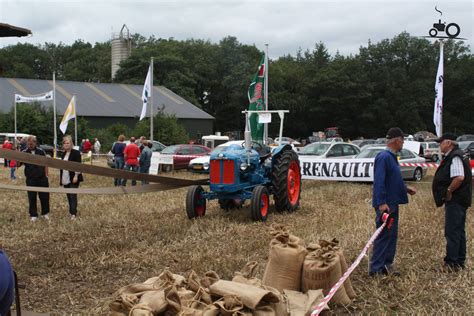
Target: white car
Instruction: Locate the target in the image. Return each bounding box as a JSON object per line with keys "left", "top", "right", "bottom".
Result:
{"left": 188, "top": 140, "right": 244, "bottom": 173}
{"left": 274, "top": 137, "right": 301, "bottom": 146}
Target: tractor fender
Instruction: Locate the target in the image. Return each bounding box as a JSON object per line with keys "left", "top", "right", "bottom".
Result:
{"left": 271, "top": 144, "right": 293, "bottom": 164}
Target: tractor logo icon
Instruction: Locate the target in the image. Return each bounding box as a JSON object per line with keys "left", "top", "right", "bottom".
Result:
{"left": 429, "top": 19, "right": 460, "bottom": 38}
{"left": 428, "top": 6, "right": 461, "bottom": 39}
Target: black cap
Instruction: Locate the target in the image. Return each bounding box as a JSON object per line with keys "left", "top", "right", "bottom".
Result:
{"left": 386, "top": 127, "right": 404, "bottom": 139}
{"left": 435, "top": 132, "right": 457, "bottom": 143}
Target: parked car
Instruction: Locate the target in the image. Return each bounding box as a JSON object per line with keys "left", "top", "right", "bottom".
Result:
{"left": 326, "top": 137, "right": 343, "bottom": 142}
{"left": 274, "top": 137, "right": 301, "bottom": 146}
{"left": 355, "top": 146, "right": 427, "bottom": 181}
{"left": 188, "top": 140, "right": 244, "bottom": 173}
{"left": 375, "top": 138, "right": 388, "bottom": 145}
{"left": 352, "top": 139, "right": 377, "bottom": 148}
{"left": 420, "top": 141, "right": 440, "bottom": 162}
{"left": 107, "top": 140, "right": 166, "bottom": 168}
{"left": 299, "top": 142, "right": 360, "bottom": 158}
{"left": 160, "top": 144, "right": 210, "bottom": 170}
{"left": 457, "top": 134, "right": 474, "bottom": 142}
{"left": 458, "top": 141, "right": 474, "bottom": 159}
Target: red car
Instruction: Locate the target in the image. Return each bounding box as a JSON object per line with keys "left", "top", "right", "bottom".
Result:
{"left": 160, "top": 144, "right": 210, "bottom": 170}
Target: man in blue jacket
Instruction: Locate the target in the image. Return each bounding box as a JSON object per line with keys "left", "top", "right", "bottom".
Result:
{"left": 370, "top": 127, "right": 416, "bottom": 276}
{"left": 0, "top": 249, "right": 14, "bottom": 315}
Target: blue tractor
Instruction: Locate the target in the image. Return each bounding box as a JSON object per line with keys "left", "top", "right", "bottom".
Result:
{"left": 186, "top": 110, "right": 302, "bottom": 221}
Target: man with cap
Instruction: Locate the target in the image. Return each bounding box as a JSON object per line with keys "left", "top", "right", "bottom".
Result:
{"left": 370, "top": 127, "right": 417, "bottom": 276}
{"left": 432, "top": 133, "right": 472, "bottom": 272}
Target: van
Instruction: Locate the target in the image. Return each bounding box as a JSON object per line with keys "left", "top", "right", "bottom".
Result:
{"left": 420, "top": 142, "right": 440, "bottom": 162}
{"left": 201, "top": 135, "right": 229, "bottom": 150}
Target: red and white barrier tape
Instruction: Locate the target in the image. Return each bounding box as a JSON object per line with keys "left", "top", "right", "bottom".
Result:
{"left": 399, "top": 162, "right": 438, "bottom": 168}
{"left": 310, "top": 221, "right": 387, "bottom": 316}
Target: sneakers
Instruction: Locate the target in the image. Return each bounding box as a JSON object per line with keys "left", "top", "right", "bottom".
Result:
{"left": 369, "top": 265, "right": 401, "bottom": 277}
{"left": 70, "top": 215, "right": 76, "bottom": 221}
{"left": 42, "top": 214, "right": 50, "bottom": 221}
{"left": 438, "top": 263, "right": 464, "bottom": 273}
{"left": 30, "top": 216, "right": 38, "bottom": 222}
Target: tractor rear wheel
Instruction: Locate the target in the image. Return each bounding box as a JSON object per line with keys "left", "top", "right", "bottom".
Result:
{"left": 272, "top": 149, "right": 301, "bottom": 212}
{"left": 251, "top": 185, "right": 269, "bottom": 222}
{"left": 186, "top": 185, "right": 206, "bottom": 219}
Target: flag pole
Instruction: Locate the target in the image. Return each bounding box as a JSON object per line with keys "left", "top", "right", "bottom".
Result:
{"left": 439, "top": 40, "right": 443, "bottom": 136}
{"left": 264, "top": 44, "right": 269, "bottom": 145}
{"left": 53, "top": 72, "right": 57, "bottom": 158}
{"left": 150, "top": 57, "right": 154, "bottom": 142}
{"left": 14, "top": 95, "right": 17, "bottom": 149}
{"left": 74, "top": 94, "right": 78, "bottom": 146}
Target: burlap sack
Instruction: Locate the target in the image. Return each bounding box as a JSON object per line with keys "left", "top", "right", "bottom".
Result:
{"left": 233, "top": 261, "right": 262, "bottom": 287}
{"left": 301, "top": 251, "right": 351, "bottom": 305}
{"left": 129, "top": 305, "right": 153, "bottom": 316}
{"left": 189, "top": 287, "right": 213, "bottom": 309}
{"left": 136, "top": 290, "right": 167, "bottom": 314}
{"left": 164, "top": 285, "right": 182, "bottom": 315}
{"left": 214, "top": 295, "right": 245, "bottom": 315}
{"left": 284, "top": 289, "right": 328, "bottom": 316}
{"left": 209, "top": 280, "right": 280, "bottom": 310}
{"left": 200, "top": 271, "right": 220, "bottom": 288}
{"left": 179, "top": 305, "right": 219, "bottom": 316}
{"left": 262, "top": 233, "right": 308, "bottom": 291}
{"left": 187, "top": 270, "right": 202, "bottom": 292}
{"left": 178, "top": 288, "right": 197, "bottom": 307}
{"left": 319, "top": 239, "right": 356, "bottom": 299}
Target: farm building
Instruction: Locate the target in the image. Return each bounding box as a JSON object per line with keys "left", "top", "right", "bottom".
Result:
{"left": 0, "top": 77, "right": 214, "bottom": 138}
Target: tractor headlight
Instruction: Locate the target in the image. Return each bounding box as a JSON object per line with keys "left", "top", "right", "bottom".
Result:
{"left": 240, "top": 162, "right": 248, "bottom": 171}
{"left": 203, "top": 162, "right": 210, "bottom": 170}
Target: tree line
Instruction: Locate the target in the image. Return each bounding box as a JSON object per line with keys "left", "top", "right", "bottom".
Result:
{"left": 0, "top": 32, "right": 472, "bottom": 140}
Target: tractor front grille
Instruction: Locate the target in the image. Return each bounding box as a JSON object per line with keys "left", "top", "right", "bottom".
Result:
{"left": 210, "top": 159, "right": 236, "bottom": 185}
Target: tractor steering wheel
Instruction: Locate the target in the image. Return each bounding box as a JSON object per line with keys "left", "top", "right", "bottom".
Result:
{"left": 241, "top": 141, "right": 263, "bottom": 152}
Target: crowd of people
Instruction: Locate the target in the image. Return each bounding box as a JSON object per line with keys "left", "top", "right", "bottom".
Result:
{"left": 111, "top": 135, "right": 153, "bottom": 186}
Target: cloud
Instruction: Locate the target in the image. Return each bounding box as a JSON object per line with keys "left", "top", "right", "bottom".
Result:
{"left": 0, "top": 0, "right": 472, "bottom": 57}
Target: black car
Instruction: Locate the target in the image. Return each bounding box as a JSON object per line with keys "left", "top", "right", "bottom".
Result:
{"left": 458, "top": 141, "right": 474, "bottom": 159}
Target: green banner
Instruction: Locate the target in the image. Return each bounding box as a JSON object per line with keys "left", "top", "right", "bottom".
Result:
{"left": 248, "top": 54, "right": 265, "bottom": 142}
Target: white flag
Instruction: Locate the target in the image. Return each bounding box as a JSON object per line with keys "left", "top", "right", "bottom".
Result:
{"left": 15, "top": 90, "right": 53, "bottom": 103}
{"left": 59, "top": 96, "right": 76, "bottom": 134}
{"left": 140, "top": 65, "right": 152, "bottom": 120}
{"left": 433, "top": 42, "right": 444, "bottom": 137}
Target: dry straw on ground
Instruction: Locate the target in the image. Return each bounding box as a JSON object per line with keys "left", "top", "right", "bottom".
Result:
{"left": 0, "top": 160, "right": 471, "bottom": 314}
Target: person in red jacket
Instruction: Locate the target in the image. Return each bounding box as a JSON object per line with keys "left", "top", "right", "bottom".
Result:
{"left": 82, "top": 138, "right": 92, "bottom": 153}
{"left": 122, "top": 137, "right": 141, "bottom": 186}
{"left": 2, "top": 139, "right": 12, "bottom": 167}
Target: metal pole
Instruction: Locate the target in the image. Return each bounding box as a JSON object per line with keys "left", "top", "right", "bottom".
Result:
{"left": 53, "top": 72, "right": 57, "bottom": 158}
{"left": 439, "top": 40, "right": 444, "bottom": 136}
{"left": 150, "top": 57, "right": 154, "bottom": 142}
{"left": 14, "top": 95, "right": 17, "bottom": 149}
{"left": 264, "top": 44, "right": 269, "bottom": 145}
{"left": 74, "top": 94, "right": 78, "bottom": 146}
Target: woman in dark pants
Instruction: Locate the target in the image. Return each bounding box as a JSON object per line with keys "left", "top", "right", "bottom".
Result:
{"left": 60, "top": 135, "right": 83, "bottom": 220}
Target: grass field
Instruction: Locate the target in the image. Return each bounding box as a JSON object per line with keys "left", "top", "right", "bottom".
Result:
{"left": 0, "top": 160, "right": 471, "bottom": 314}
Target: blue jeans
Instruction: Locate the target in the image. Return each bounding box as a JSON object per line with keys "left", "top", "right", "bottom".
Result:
{"left": 122, "top": 164, "right": 139, "bottom": 186}
{"left": 370, "top": 205, "right": 399, "bottom": 273}
{"left": 114, "top": 157, "right": 125, "bottom": 186}
{"left": 10, "top": 167, "right": 16, "bottom": 180}
{"left": 139, "top": 166, "right": 150, "bottom": 185}
{"left": 444, "top": 201, "right": 467, "bottom": 267}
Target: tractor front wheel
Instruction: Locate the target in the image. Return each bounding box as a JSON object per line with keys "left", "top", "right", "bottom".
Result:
{"left": 186, "top": 185, "right": 206, "bottom": 219}
{"left": 272, "top": 149, "right": 301, "bottom": 212}
{"left": 251, "top": 185, "right": 269, "bottom": 222}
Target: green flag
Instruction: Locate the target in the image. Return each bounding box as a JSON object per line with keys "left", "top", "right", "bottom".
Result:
{"left": 248, "top": 54, "right": 265, "bottom": 142}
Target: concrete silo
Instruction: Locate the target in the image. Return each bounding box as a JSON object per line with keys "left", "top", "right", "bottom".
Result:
{"left": 111, "top": 24, "right": 132, "bottom": 80}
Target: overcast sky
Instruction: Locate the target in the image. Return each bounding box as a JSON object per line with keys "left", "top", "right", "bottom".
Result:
{"left": 0, "top": 0, "right": 472, "bottom": 58}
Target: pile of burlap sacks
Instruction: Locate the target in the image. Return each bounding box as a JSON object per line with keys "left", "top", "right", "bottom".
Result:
{"left": 109, "top": 225, "right": 355, "bottom": 315}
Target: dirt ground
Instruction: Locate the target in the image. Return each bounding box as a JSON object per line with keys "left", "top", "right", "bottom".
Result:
{"left": 0, "top": 160, "right": 471, "bottom": 314}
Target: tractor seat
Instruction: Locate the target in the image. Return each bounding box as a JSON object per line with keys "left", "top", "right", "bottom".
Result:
{"left": 257, "top": 145, "right": 272, "bottom": 163}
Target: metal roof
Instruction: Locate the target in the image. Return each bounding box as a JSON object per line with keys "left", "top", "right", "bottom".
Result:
{"left": 0, "top": 78, "right": 214, "bottom": 120}
{"left": 0, "top": 23, "right": 32, "bottom": 37}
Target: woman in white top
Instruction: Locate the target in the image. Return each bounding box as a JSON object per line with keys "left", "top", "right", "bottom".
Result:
{"left": 59, "top": 135, "right": 83, "bottom": 220}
